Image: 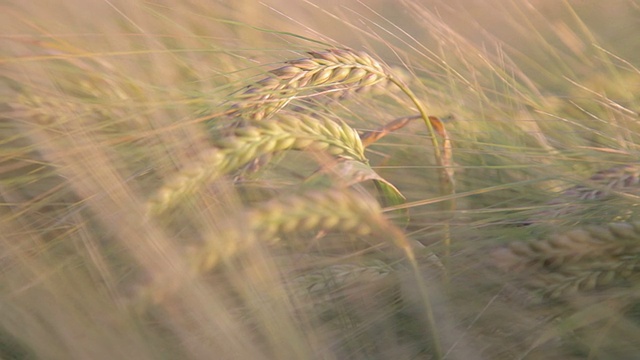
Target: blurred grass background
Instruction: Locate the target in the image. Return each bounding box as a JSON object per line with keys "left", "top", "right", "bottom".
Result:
{"left": 2, "top": 0, "right": 640, "bottom": 359}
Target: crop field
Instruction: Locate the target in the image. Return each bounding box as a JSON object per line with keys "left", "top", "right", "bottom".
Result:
{"left": 2, "top": 1, "right": 640, "bottom": 359}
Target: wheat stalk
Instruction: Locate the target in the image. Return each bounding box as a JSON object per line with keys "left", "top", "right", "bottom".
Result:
{"left": 359, "top": 114, "right": 451, "bottom": 147}
{"left": 147, "top": 112, "right": 366, "bottom": 215}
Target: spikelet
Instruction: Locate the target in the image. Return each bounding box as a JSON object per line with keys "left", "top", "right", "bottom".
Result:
{"left": 146, "top": 112, "right": 366, "bottom": 215}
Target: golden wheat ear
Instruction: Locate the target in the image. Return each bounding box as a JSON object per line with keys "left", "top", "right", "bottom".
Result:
{"left": 497, "top": 222, "right": 640, "bottom": 299}
{"left": 522, "top": 164, "right": 640, "bottom": 225}
{"left": 146, "top": 112, "right": 366, "bottom": 215}
{"left": 191, "top": 187, "right": 412, "bottom": 274}
{"left": 228, "top": 49, "right": 390, "bottom": 120}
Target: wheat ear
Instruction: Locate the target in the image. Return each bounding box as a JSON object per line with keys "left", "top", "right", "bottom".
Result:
{"left": 229, "top": 49, "right": 390, "bottom": 120}
{"left": 290, "top": 259, "right": 393, "bottom": 298}
{"left": 499, "top": 222, "right": 640, "bottom": 298}
{"left": 508, "top": 222, "right": 640, "bottom": 266}
{"left": 525, "top": 164, "right": 640, "bottom": 224}
{"left": 565, "top": 164, "right": 640, "bottom": 199}
{"left": 146, "top": 112, "right": 366, "bottom": 215}
{"left": 193, "top": 188, "right": 412, "bottom": 273}
{"left": 530, "top": 260, "right": 638, "bottom": 299}
{"left": 16, "top": 94, "right": 110, "bottom": 125}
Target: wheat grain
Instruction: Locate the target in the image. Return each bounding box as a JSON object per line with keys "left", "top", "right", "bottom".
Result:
{"left": 147, "top": 112, "right": 366, "bottom": 214}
